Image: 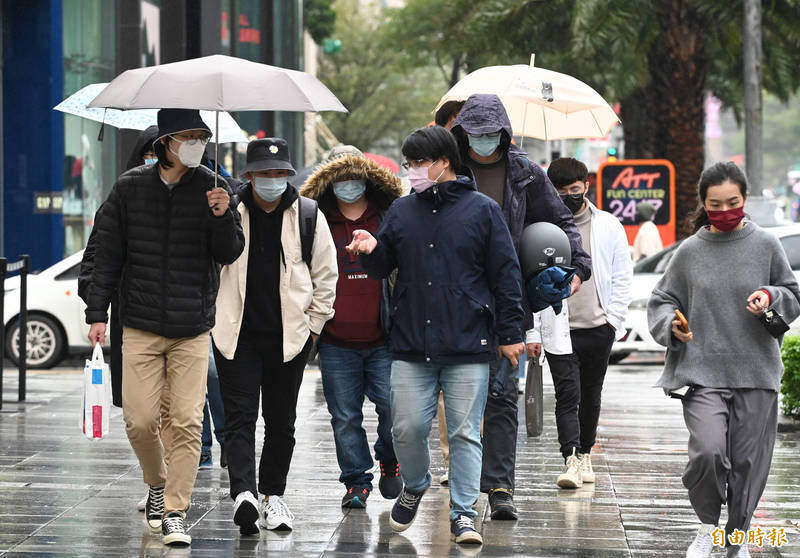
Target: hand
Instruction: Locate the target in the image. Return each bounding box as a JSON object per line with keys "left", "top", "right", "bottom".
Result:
{"left": 88, "top": 322, "right": 107, "bottom": 346}
{"left": 499, "top": 342, "right": 525, "bottom": 367}
{"left": 746, "top": 290, "right": 769, "bottom": 315}
{"left": 346, "top": 230, "right": 377, "bottom": 255}
{"left": 671, "top": 319, "right": 693, "bottom": 343}
{"left": 527, "top": 342, "right": 542, "bottom": 359}
{"left": 569, "top": 274, "right": 582, "bottom": 296}
{"left": 207, "top": 187, "right": 230, "bottom": 217}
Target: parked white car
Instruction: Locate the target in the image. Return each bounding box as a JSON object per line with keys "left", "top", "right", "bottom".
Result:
{"left": 3, "top": 250, "right": 97, "bottom": 369}
{"left": 610, "top": 223, "right": 800, "bottom": 363}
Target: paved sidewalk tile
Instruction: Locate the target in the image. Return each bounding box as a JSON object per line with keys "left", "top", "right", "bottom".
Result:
{"left": 1, "top": 359, "right": 799, "bottom": 556}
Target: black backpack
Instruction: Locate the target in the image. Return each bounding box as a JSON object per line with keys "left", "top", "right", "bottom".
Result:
{"left": 298, "top": 196, "right": 318, "bottom": 268}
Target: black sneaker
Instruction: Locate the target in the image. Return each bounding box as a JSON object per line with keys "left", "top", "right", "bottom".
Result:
{"left": 145, "top": 484, "right": 165, "bottom": 531}
{"left": 389, "top": 487, "right": 425, "bottom": 532}
{"left": 198, "top": 449, "right": 213, "bottom": 469}
{"left": 162, "top": 511, "right": 191, "bottom": 545}
{"left": 379, "top": 460, "right": 402, "bottom": 499}
{"left": 488, "top": 488, "right": 518, "bottom": 520}
{"left": 341, "top": 486, "right": 370, "bottom": 509}
{"left": 450, "top": 514, "right": 483, "bottom": 544}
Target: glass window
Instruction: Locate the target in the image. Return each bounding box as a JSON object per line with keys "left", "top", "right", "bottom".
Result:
{"left": 779, "top": 235, "right": 800, "bottom": 270}
{"left": 55, "top": 263, "right": 81, "bottom": 281}
{"left": 62, "top": 1, "right": 117, "bottom": 258}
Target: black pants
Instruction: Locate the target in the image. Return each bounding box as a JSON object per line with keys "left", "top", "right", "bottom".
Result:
{"left": 546, "top": 323, "right": 615, "bottom": 459}
{"left": 480, "top": 355, "right": 518, "bottom": 492}
{"left": 214, "top": 333, "right": 312, "bottom": 499}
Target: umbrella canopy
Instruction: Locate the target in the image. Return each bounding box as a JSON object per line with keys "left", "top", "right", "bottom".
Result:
{"left": 435, "top": 57, "right": 619, "bottom": 140}
{"left": 363, "top": 152, "right": 399, "bottom": 174}
{"left": 55, "top": 83, "right": 248, "bottom": 143}
{"left": 88, "top": 54, "right": 347, "bottom": 113}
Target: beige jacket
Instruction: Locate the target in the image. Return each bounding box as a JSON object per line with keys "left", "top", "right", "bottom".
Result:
{"left": 212, "top": 196, "right": 338, "bottom": 362}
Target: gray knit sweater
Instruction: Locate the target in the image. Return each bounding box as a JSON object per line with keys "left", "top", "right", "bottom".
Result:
{"left": 648, "top": 221, "right": 800, "bottom": 392}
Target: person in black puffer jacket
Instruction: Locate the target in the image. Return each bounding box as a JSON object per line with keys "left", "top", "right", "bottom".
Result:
{"left": 85, "top": 109, "right": 244, "bottom": 546}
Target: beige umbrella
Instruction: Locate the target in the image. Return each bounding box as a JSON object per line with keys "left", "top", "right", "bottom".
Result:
{"left": 435, "top": 55, "right": 619, "bottom": 141}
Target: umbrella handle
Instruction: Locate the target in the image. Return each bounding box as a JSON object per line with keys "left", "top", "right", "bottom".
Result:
{"left": 214, "top": 111, "right": 219, "bottom": 189}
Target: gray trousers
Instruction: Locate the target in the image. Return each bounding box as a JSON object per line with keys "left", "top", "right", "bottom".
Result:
{"left": 682, "top": 387, "right": 777, "bottom": 555}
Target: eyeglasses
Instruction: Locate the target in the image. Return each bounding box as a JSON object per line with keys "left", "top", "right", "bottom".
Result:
{"left": 401, "top": 158, "right": 436, "bottom": 170}
{"left": 170, "top": 133, "right": 211, "bottom": 146}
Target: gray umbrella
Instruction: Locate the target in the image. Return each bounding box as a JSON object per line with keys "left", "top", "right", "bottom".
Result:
{"left": 88, "top": 54, "right": 347, "bottom": 182}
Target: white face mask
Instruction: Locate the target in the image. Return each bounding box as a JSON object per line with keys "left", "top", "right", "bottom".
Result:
{"left": 169, "top": 137, "right": 205, "bottom": 168}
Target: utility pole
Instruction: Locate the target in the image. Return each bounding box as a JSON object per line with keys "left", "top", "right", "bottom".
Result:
{"left": 742, "top": 0, "right": 774, "bottom": 222}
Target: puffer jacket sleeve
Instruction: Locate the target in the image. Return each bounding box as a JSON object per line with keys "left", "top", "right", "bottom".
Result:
{"left": 306, "top": 209, "right": 339, "bottom": 335}
{"left": 524, "top": 167, "right": 592, "bottom": 281}
{"left": 208, "top": 204, "right": 245, "bottom": 265}
{"left": 485, "top": 202, "right": 524, "bottom": 344}
{"left": 78, "top": 205, "right": 102, "bottom": 304}
{"left": 84, "top": 182, "right": 127, "bottom": 324}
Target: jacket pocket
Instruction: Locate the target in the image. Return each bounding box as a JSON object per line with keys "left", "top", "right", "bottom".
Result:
{"left": 388, "top": 285, "right": 422, "bottom": 354}
{"left": 439, "top": 288, "right": 493, "bottom": 357}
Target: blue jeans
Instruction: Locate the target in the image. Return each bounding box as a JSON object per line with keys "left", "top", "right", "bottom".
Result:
{"left": 319, "top": 342, "right": 395, "bottom": 489}
{"left": 390, "top": 360, "right": 489, "bottom": 520}
{"left": 202, "top": 342, "right": 225, "bottom": 451}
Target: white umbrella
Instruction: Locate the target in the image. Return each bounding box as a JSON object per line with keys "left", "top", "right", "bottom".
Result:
{"left": 55, "top": 83, "right": 248, "bottom": 143}
{"left": 435, "top": 55, "right": 619, "bottom": 141}
{"left": 88, "top": 54, "right": 347, "bottom": 183}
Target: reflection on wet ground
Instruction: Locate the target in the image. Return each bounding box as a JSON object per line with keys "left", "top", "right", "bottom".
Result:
{"left": 1, "top": 356, "right": 798, "bottom": 556}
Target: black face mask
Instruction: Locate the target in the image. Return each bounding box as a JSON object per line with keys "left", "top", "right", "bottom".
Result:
{"left": 560, "top": 193, "right": 585, "bottom": 214}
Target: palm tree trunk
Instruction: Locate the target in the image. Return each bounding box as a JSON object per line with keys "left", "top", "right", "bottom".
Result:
{"left": 649, "top": 1, "right": 709, "bottom": 239}
{"left": 620, "top": 84, "right": 658, "bottom": 159}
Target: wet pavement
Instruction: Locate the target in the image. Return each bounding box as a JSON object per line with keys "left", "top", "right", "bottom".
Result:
{"left": 1, "top": 356, "right": 799, "bottom": 557}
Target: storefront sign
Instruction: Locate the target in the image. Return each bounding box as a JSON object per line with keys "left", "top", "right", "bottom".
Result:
{"left": 33, "top": 192, "right": 64, "bottom": 214}
{"left": 597, "top": 159, "right": 676, "bottom": 246}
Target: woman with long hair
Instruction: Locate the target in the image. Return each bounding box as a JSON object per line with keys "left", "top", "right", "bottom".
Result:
{"left": 648, "top": 162, "right": 800, "bottom": 558}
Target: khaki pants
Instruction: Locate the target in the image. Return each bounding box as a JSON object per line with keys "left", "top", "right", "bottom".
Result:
{"left": 122, "top": 327, "right": 209, "bottom": 515}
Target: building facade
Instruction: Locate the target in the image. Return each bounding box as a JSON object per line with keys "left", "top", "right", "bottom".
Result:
{"left": 1, "top": 0, "right": 304, "bottom": 270}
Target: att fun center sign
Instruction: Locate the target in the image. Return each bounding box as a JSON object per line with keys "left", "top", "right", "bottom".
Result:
{"left": 597, "top": 159, "right": 676, "bottom": 246}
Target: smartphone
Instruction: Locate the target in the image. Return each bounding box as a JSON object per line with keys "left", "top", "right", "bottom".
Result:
{"left": 674, "top": 309, "right": 689, "bottom": 333}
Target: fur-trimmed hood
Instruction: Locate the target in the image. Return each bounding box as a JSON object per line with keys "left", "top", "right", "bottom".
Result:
{"left": 300, "top": 154, "right": 403, "bottom": 215}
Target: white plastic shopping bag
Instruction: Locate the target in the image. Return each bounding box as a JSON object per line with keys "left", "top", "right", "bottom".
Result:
{"left": 80, "top": 344, "right": 112, "bottom": 440}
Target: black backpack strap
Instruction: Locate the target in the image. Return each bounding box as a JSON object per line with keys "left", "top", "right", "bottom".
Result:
{"left": 298, "top": 196, "right": 318, "bottom": 268}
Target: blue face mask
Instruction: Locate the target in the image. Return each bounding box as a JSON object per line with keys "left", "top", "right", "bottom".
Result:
{"left": 332, "top": 179, "right": 366, "bottom": 204}
{"left": 253, "top": 176, "right": 288, "bottom": 202}
{"left": 468, "top": 133, "right": 501, "bottom": 157}
{"left": 144, "top": 158, "right": 158, "bottom": 166}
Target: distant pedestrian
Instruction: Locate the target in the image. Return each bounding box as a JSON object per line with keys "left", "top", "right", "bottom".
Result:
{"left": 212, "top": 138, "right": 338, "bottom": 535}
{"left": 529, "top": 157, "right": 632, "bottom": 489}
{"left": 632, "top": 201, "right": 663, "bottom": 262}
{"left": 347, "top": 126, "right": 525, "bottom": 545}
{"left": 85, "top": 109, "right": 245, "bottom": 546}
{"left": 450, "top": 94, "right": 591, "bottom": 521}
{"left": 647, "top": 162, "right": 800, "bottom": 558}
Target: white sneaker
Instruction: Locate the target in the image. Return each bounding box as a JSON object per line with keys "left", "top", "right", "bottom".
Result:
{"left": 579, "top": 453, "right": 596, "bottom": 483}
{"left": 557, "top": 449, "right": 583, "bottom": 489}
{"left": 137, "top": 493, "right": 147, "bottom": 512}
{"left": 686, "top": 524, "right": 715, "bottom": 558}
{"left": 259, "top": 495, "right": 294, "bottom": 531}
{"left": 736, "top": 544, "right": 751, "bottom": 558}
{"left": 233, "top": 491, "right": 260, "bottom": 535}
{"left": 439, "top": 471, "right": 449, "bottom": 486}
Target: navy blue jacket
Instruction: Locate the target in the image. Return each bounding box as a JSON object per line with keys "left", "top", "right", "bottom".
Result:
{"left": 451, "top": 94, "right": 591, "bottom": 282}
{"left": 360, "top": 175, "right": 524, "bottom": 365}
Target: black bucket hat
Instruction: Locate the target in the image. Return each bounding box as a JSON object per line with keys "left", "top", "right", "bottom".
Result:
{"left": 241, "top": 138, "right": 296, "bottom": 177}
{"left": 155, "top": 109, "right": 211, "bottom": 143}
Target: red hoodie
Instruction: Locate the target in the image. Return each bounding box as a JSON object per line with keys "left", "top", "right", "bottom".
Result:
{"left": 322, "top": 201, "right": 384, "bottom": 348}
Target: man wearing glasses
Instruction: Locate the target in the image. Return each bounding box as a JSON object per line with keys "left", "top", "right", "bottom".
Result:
{"left": 85, "top": 109, "right": 245, "bottom": 546}
{"left": 451, "top": 94, "right": 592, "bottom": 521}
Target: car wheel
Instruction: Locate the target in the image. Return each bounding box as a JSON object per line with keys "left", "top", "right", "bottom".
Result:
{"left": 608, "top": 352, "right": 632, "bottom": 365}
{"left": 5, "top": 314, "right": 66, "bottom": 369}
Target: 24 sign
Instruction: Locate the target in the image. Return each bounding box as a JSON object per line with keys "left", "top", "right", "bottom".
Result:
{"left": 597, "top": 159, "right": 676, "bottom": 247}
